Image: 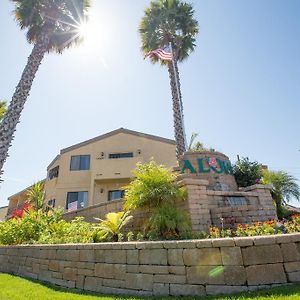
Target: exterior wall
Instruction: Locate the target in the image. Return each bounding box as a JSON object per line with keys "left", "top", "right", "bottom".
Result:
{"left": 0, "top": 206, "right": 7, "bottom": 221}
{"left": 180, "top": 177, "right": 277, "bottom": 231}
{"left": 6, "top": 189, "right": 29, "bottom": 219}
{"left": 44, "top": 131, "right": 177, "bottom": 211}
{"left": 1, "top": 234, "right": 300, "bottom": 296}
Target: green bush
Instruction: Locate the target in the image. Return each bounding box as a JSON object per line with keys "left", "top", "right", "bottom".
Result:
{"left": 233, "top": 157, "right": 262, "bottom": 187}
{"left": 124, "top": 160, "right": 190, "bottom": 239}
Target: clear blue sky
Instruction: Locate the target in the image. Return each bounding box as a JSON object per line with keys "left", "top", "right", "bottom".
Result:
{"left": 0, "top": 0, "right": 300, "bottom": 207}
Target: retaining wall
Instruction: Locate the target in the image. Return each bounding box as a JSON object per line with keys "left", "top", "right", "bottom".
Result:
{"left": 1, "top": 233, "right": 300, "bottom": 296}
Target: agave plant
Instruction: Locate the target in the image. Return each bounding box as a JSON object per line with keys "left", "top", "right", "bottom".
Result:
{"left": 94, "top": 211, "right": 133, "bottom": 242}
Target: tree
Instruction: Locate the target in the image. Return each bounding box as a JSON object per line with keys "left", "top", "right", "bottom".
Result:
{"left": 262, "top": 170, "right": 300, "bottom": 217}
{"left": 0, "top": 101, "right": 6, "bottom": 121}
{"left": 140, "top": 0, "right": 199, "bottom": 158}
{"left": 26, "top": 181, "right": 45, "bottom": 210}
{"left": 233, "top": 157, "right": 263, "bottom": 188}
{"left": 0, "top": 0, "right": 90, "bottom": 180}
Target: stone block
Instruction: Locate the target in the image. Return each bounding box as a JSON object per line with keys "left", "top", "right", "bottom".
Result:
{"left": 221, "top": 247, "right": 243, "bottom": 265}
{"left": 206, "top": 285, "right": 248, "bottom": 295}
{"left": 103, "top": 279, "right": 125, "bottom": 289}
{"left": 224, "top": 266, "right": 247, "bottom": 285}
{"left": 233, "top": 237, "right": 253, "bottom": 247}
{"left": 187, "top": 266, "right": 225, "bottom": 284}
{"left": 242, "top": 245, "right": 283, "bottom": 265}
{"left": 79, "top": 250, "right": 95, "bottom": 262}
{"left": 125, "top": 273, "right": 153, "bottom": 291}
{"left": 284, "top": 262, "right": 300, "bottom": 273}
{"left": 139, "top": 265, "right": 168, "bottom": 274}
{"left": 63, "top": 267, "right": 77, "bottom": 281}
{"left": 104, "top": 250, "right": 126, "bottom": 264}
{"left": 253, "top": 236, "right": 276, "bottom": 245}
{"left": 281, "top": 243, "right": 300, "bottom": 262}
{"left": 153, "top": 283, "right": 169, "bottom": 296}
{"left": 212, "top": 239, "right": 235, "bottom": 247}
{"left": 95, "top": 263, "right": 125, "bottom": 279}
{"left": 246, "top": 264, "right": 287, "bottom": 285}
{"left": 49, "top": 261, "right": 59, "bottom": 272}
{"left": 94, "top": 249, "right": 105, "bottom": 262}
{"left": 168, "top": 266, "right": 186, "bottom": 275}
{"left": 170, "top": 283, "right": 205, "bottom": 296}
{"left": 56, "top": 250, "right": 79, "bottom": 261}
{"left": 154, "top": 274, "right": 186, "bottom": 284}
{"left": 288, "top": 271, "right": 300, "bottom": 282}
{"left": 84, "top": 276, "right": 103, "bottom": 292}
{"left": 196, "top": 239, "right": 213, "bottom": 248}
{"left": 127, "top": 250, "right": 139, "bottom": 265}
{"left": 139, "top": 249, "right": 167, "bottom": 265}
{"left": 183, "top": 248, "right": 221, "bottom": 266}
{"left": 78, "top": 268, "right": 94, "bottom": 276}
{"left": 168, "top": 249, "right": 184, "bottom": 266}
{"left": 76, "top": 275, "right": 85, "bottom": 289}
{"left": 127, "top": 265, "right": 139, "bottom": 273}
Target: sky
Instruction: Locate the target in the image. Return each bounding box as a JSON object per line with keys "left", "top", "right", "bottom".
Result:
{"left": 0, "top": 0, "right": 300, "bottom": 207}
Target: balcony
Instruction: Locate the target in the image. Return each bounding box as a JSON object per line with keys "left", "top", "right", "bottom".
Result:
{"left": 91, "top": 156, "right": 143, "bottom": 181}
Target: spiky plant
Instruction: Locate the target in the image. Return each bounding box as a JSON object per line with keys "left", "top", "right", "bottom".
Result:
{"left": 26, "top": 181, "right": 45, "bottom": 210}
{"left": 140, "top": 0, "right": 199, "bottom": 158}
{"left": 0, "top": 0, "right": 90, "bottom": 180}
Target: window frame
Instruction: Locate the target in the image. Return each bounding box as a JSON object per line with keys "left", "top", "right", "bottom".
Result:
{"left": 66, "top": 191, "right": 88, "bottom": 210}
{"left": 70, "top": 155, "right": 90, "bottom": 171}
{"left": 108, "top": 190, "right": 125, "bottom": 201}
{"left": 108, "top": 152, "right": 134, "bottom": 159}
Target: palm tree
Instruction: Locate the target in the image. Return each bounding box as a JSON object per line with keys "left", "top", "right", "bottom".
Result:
{"left": 26, "top": 181, "right": 45, "bottom": 210}
{"left": 0, "top": 101, "right": 7, "bottom": 121}
{"left": 0, "top": 0, "right": 90, "bottom": 180}
{"left": 139, "top": 0, "right": 199, "bottom": 158}
{"left": 262, "top": 170, "right": 300, "bottom": 217}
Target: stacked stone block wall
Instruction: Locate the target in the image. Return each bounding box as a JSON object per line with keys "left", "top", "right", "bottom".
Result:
{"left": 1, "top": 234, "right": 300, "bottom": 296}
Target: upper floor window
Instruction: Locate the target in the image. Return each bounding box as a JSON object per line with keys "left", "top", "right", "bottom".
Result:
{"left": 70, "top": 155, "right": 90, "bottom": 171}
{"left": 109, "top": 152, "right": 133, "bottom": 159}
{"left": 108, "top": 190, "right": 125, "bottom": 201}
{"left": 48, "top": 166, "right": 59, "bottom": 180}
{"left": 66, "top": 191, "right": 88, "bottom": 211}
{"left": 45, "top": 199, "right": 55, "bottom": 212}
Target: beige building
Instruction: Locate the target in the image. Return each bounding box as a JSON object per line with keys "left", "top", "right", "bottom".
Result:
{"left": 0, "top": 206, "right": 8, "bottom": 221}
{"left": 44, "top": 128, "right": 176, "bottom": 212}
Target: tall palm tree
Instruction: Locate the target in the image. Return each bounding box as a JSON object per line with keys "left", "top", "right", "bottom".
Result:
{"left": 0, "top": 0, "right": 90, "bottom": 180}
{"left": 140, "top": 0, "right": 199, "bottom": 158}
{"left": 262, "top": 170, "right": 300, "bottom": 217}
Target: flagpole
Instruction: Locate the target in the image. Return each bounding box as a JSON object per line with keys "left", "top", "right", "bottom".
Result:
{"left": 169, "top": 42, "right": 187, "bottom": 151}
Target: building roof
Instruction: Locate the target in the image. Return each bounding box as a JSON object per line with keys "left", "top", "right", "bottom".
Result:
{"left": 60, "top": 128, "right": 175, "bottom": 154}
{"left": 47, "top": 128, "right": 175, "bottom": 170}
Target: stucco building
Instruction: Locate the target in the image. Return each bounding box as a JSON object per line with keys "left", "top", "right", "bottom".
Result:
{"left": 7, "top": 128, "right": 177, "bottom": 216}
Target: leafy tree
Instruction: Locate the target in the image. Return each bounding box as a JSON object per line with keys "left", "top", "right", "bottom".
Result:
{"left": 26, "top": 181, "right": 45, "bottom": 210}
{"left": 124, "top": 161, "right": 190, "bottom": 238}
{"left": 233, "top": 157, "right": 262, "bottom": 188}
{"left": 140, "top": 0, "right": 199, "bottom": 158}
{"left": 0, "top": 0, "right": 90, "bottom": 180}
{"left": 0, "top": 101, "right": 6, "bottom": 121}
{"left": 262, "top": 170, "right": 300, "bottom": 217}
{"left": 94, "top": 211, "right": 133, "bottom": 242}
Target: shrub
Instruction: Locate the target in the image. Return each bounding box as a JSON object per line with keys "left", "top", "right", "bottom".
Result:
{"left": 124, "top": 160, "right": 190, "bottom": 239}
{"left": 233, "top": 157, "right": 262, "bottom": 187}
{"left": 94, "top": 211, "right": 133, "bottom": 242}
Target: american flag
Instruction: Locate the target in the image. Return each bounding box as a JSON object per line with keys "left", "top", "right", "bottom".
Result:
{"left": 144, "top": 46, "right": 173, "bottom": 61}
{"left": 208, "top": 157, "right": 218, "bottom": 168}
{"left": 68, "top": 201, "right": 78, "bottom": 212}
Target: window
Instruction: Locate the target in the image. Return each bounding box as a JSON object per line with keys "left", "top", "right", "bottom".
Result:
{"left": 66, "top": 192, "right": 88, "bottom": 210}
{"left": 109, "top": 152, "right": 133, "bottom": 159}
{"left": 70, "top": 155, "right": 90, "bottom": 171}
{"left": 108, "top": 190, "right": 125, "bottom": 201}
{"left": 48, "top": 166, "right": 59, "bottom": 180}
{"left": 45, "top": 199, "right": 55, "bottom": 212}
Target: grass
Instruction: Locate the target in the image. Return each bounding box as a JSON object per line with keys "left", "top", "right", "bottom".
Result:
{"left": 0, "top": 273, "right": 300, "bottom": 300}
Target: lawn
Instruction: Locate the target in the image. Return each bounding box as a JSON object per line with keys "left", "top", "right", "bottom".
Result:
{"left": 0, "top": 273, "right": 300, "bottom": 300}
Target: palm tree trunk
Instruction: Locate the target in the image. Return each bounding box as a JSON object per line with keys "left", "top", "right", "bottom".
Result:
{"left": 168, "top": 61, "right": 186, "bottom": 158}
{"left": 0, "top": 34, "right": 50, "bottom": 180}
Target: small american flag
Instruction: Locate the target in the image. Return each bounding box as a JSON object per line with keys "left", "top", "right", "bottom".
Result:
{"left": 68, "top": 201, "right": 78, "bottom": 212}
{"left": 208, "top": 157, "right": 218, "bottom": 168}
{"left": 144, "top": 46, "right": 173, "bottom": 61}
